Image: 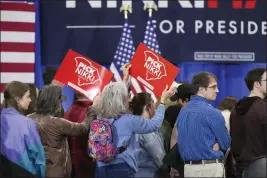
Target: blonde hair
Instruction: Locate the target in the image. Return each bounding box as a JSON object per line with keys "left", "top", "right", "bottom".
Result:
{"left": 93, "top": 81, "right": 129, "bottom": 118}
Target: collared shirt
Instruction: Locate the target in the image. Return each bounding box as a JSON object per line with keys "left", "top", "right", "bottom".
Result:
{"left": 177, "top": 95, "right": 231, "bottom": 161}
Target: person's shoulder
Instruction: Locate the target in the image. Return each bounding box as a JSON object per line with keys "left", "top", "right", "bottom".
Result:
{"left": 253, "top": 98, "right": 266, "bottom": 106}
{"left": 201, "top": 104, "right": 224, "bottom": 119}
{"left": 253, "top": 98, "right": 267, "bottom": 115}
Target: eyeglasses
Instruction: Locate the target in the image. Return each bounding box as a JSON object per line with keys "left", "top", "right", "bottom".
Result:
{"left": 206, "top": 85, "right": 218, "bottom": 90}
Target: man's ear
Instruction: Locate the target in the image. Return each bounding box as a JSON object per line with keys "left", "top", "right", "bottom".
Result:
{"left": 254, "top": 81, "right": 261, "bottom": 88}
{"left": 185, "top": 98, "right": 189, "bottom": 103}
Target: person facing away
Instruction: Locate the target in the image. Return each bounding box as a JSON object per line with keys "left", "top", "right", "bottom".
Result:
{"left": 230, "top": 68, "right": 267, "bottom": 176}
{"left": 42, "top": 66, "right": 65, "bottom": 117}
{"left": 177, "top": 72, "right": 231, "bottom": 177}
{"left": 27, "top": 84, "right": 96, "bottom": 178}
{"left": 24, "top": 83, "right": 39, "bottom": 116}
{"left": 216, "top": 96, "right": 238, "bottom": 132}
{"left": 64, "top": 91, "right": 95, "bottom": 178}
{"left": 92, "top": 81, "right": 174, "bottom": 178}
{"left": 1, "top": 81, "right": 46, "bottom": 177}
{"left": 166, "top": 84, "right": 194, "bottom": 178}
{"left": 160, "top": 83, "right": 192, "bottom": 153}
{"left": 129, "top": 92, "right": 166, "bottom": 178}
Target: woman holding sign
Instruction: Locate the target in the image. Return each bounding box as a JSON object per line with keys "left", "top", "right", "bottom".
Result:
{"left": 89, "top": 72, "right": 174, "bottom": 178}
{"left": 129, "top": 92, "right": 166, "bottom": 178}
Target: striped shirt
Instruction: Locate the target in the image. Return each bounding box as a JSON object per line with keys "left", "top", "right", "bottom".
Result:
{"left": 177, "top": 95, "right": 231, "bottom": 161}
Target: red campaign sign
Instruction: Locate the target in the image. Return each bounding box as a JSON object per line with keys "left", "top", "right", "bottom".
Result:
{"left": 54, "top": 49, "right": 114, "bottom": 100}
{"left": 130, "top": 43, "right": 180, "bottom": 97}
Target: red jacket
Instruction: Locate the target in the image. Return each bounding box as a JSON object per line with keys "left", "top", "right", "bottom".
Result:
{"left": 64, "top": 100, "right": 95, "bottom": 178}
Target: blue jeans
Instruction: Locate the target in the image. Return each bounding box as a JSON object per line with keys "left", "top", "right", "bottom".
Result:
{"left": 95, "top": 163, "right": 134, "bottom": 178}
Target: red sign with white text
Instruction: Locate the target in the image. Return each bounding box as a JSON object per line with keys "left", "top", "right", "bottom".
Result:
{"left": 54, "top": 49, "right": 114, "bottom": 100}
{"left": 130, "top": 43, "right": 180, "bottom": 97}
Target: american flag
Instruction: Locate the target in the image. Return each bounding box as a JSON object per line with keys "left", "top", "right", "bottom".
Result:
{"left": 0, "top": 1, "right": 36, "bottom": 103}
{"left": 110, "top": 20, "right": 144, "bottom": 95}
{"left": 142, "top": 16, "right": 161, "bottom": 102}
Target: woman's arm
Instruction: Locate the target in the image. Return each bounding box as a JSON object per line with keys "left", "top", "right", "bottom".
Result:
{"left": 57, "top": 107, "right": 96, "bottom": 136}
{"left": 130, "top": 104, "right": 165, "bottom": 134}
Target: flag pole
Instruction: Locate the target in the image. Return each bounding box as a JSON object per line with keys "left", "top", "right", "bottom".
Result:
{"left": 144, "top": 2, "right": 158, "bottom": 17}
{"left": 120, "top": 4, "right": 132, "bottom": 19}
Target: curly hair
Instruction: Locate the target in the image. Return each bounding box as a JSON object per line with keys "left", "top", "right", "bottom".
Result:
{"left": 93, "top": 81, "right": 129, "bottom": 118}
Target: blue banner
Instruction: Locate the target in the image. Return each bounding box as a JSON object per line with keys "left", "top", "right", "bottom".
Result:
{"left": 40, "top": 0, "right": 267, "bottom": 65}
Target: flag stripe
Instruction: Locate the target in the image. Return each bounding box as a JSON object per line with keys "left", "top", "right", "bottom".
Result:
{"left": 0, "top": 1, "right": 36, "bottom": 104}
{"left": 110, "top": 63, "right": 139, "bottom": 95}
{"left": 0, "top": 2, "right": 35, "bottom": 12}
{"left": 130, "top": 78, "right": 143, "bottom": 93}
{"left": 1, "top": 11, "right": 35, "bottom": 23}
{"left": 1, "top": 72, "right": 34, "bottom": 83}
{"left": 1, "top": 52, "right": 35, "bottom": 63}
{"left": 110, "top": 63, "right": 122, "bottom": 82}
{"left": 0, "top": 42, "right": 35, "bottom": 52}
{"left": 0, "top": 22, "right": 35, "bottom": 32}
{"left": 1, "top": 31, "right": 35, "bottom": 43}
{"left": 144, "top": 87, "right": 158, "bottom": 102}
{"left": 1, "top": 63, "right": 34, "bottom": 72}
{"left": 129, "top": 85, "right": 137, "bottom": 95}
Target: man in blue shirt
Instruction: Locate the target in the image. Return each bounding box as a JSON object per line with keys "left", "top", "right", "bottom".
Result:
{"left": 177, "top": 72, "right": 231, "bottom": 177}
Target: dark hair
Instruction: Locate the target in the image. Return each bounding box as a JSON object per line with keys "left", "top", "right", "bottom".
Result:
{"left": 170, "top": 84, "right": 194, "bottom": 102}
{"left": 2, "top": 81, "right": 30, "bottom": 113}
{"left": 36, "top": 84, "right": 62, "bottom": 116}
{"left": 245, "top": 68, "right": 266, "bottom": 91}
{"left": 192, "top": 72, "right": 217, "bottom": 94}
{"left": 129, "top": 92, "right": 153, "bottom": 116}
{"left": 43, "top": 66, "right": 58, "bottom": 85}
{"left": 217, "top": 96, "right": 238, "bottom": 111}
{"left": 24, "top": 83, "right": 38, "bottom": 115}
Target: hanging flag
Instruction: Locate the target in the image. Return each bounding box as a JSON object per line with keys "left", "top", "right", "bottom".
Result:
{"left": 0, "top": 1, "right": 36, "bottom": 103}
{"left": 110, "top": 20, "right": 144, "bottom": 95}
{"left": 143, "top": 16, "right": 161, "bottom": 102}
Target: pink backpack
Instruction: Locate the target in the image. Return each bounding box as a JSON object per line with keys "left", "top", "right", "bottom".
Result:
{"left": 88, "top": 119, "right": 128, "bottom": 163}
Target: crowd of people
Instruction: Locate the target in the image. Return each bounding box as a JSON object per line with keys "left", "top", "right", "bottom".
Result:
{"left": 0, "top": 65, "right": 266, "bottom": 178}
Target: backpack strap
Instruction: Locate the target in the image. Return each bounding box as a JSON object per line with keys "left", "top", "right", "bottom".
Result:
{"left": 110, "top": 114, "right": 130, "bottom": 154}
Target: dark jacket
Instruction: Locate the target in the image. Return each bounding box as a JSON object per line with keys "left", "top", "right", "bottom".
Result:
{"left": 230, "top": 96, "right": 267, "bottom": 168}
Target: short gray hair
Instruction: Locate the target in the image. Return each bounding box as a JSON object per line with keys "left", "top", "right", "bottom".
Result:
{"left": 93, "top": 81, "right": 129, "bottom": 118}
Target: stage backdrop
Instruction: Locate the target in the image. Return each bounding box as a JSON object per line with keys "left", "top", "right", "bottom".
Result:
{"left": 38, "top": 0, "right": 267, "bottom": 110}
{"left": 40, "top": 0, "right": 267, "bottom": 65}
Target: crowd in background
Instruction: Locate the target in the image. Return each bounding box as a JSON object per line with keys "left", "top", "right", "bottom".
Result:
{"left": 1, "top": 66, "right": 266, "bottom": 178}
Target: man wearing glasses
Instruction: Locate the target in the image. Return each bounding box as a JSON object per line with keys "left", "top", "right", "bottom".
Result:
{"left": 177, "top": 72, "right": 231, "bottom": 177}
{"left": 230, "top": 68, "right": 267, "bottom": 176}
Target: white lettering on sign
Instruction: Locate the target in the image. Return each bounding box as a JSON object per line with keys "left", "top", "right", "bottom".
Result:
{"left": 144, "top": 51, "right": 167, "bottom": 81}
{"left": 144, "top": 56, "right": 163, "bottom": 78}
{"left": 74, "top": 57, "right": 101, "bottom": 86}
{"left": 75, "top": 62, "right": 96, "bottom": 82}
